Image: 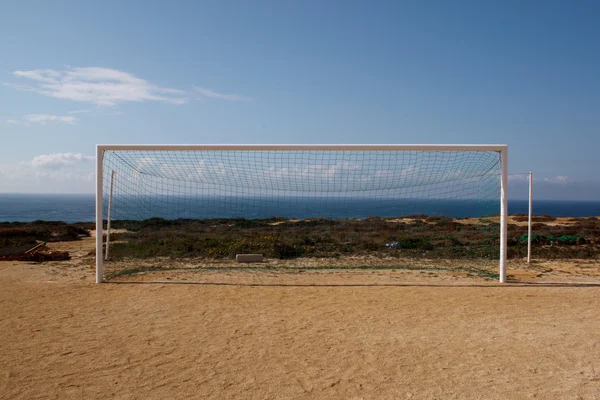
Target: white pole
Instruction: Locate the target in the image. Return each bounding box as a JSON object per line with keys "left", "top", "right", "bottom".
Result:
{"left": 95, "top": 146, "right": 104, "bottom": 283}
{"left": 499, "top": 148, "right": 508, "bottom": 283}
{"left": 527, "top": 171, "right": 533, "bottom": 263}
{"left": 104, "top": 170, "right": 115, "bottom": 261}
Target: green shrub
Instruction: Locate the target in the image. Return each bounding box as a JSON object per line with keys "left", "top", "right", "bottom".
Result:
{"left": 273, "top": 241, "right": 304, "bottom": 259}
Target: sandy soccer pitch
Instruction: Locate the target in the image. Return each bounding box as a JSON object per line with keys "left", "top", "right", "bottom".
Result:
{"left": 1, "top": 234, "right": 600, "bottom": 399}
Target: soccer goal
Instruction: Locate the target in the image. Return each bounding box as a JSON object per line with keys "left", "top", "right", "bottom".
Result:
{"left": 96, "top": 145, "right": 508, "bottom": 283}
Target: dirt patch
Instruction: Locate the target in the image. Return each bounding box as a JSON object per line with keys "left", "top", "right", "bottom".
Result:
{"left": 1, "top": 236, "right": 600, "bottom": 399}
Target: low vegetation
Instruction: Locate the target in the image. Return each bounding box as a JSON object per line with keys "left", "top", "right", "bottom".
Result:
{"left": 105, "top": 215, "right": 600, "bottom": 261}
{"left": 2, "top": 217, "right": 597, "bottom": 264}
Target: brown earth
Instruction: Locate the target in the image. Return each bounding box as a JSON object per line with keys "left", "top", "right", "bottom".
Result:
{"left": 1, "top": 234, "right": 600, "bottom": 399}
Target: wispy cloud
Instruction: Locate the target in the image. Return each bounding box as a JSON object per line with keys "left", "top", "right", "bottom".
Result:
{"left": 508, "top": 174, "right": 529, "bottom": 182}
{"left": 68, "top": 109, "right": 91, "bottom": 114}
{"left": 194, "top": 86, "right": 253, "bottom": 101}
{"left": 31, "top": 153, "right": 95, "bottom": 168}
{"left": 9, "top": 67, "right": 188, "bottom": 106}
{"left": 544, "top": 176, "right": 569, "bottom": 184}
{"left": 24, "top": 114, "right": 78, "bottom": 124}
{"left": 13, "top": 69, "right": 61, "bottom": 83}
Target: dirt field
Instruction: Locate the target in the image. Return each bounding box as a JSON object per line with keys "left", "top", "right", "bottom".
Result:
{"left": 1, "top": 235, "right": 600, "bottom": 399}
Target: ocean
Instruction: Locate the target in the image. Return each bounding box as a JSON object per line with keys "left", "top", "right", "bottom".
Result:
{"left": 0, "top": 193, "right": 599, "bottom": 223}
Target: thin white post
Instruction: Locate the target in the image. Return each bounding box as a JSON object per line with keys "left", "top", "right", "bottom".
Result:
{"left": 95, "top": 146, "right": 104, "bottom": 283}
{"left": 527, "top": 171, "right": 533, "bottom": 263}
{"left": 499, "top": 148, "right": 508, "bottom": 283}
{"left": 104, "top": 170, "right": 116, "bottom": 261}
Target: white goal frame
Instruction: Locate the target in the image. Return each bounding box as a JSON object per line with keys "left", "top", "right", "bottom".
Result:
{"left": 96, "top": 144, "right": 508, "bottom": 283}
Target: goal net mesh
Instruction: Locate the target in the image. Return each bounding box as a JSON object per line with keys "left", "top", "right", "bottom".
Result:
{"left": 100, "top": 149, "right": 502, "bottom": 280}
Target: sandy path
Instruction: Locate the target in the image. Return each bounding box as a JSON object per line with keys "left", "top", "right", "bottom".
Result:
{"left": 1, "top": 237, "right": 600, "bottom": 399}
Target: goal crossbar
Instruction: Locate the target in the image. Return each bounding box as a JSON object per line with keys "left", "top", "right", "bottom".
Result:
{"left": 97, "top": 144, "right": 507, "bottom": 152}
{"left": 95, "top": 144, "right": 508, "bottom": 283}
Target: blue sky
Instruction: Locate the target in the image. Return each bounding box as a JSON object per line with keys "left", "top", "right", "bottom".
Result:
{"left": 0, "top": 0, "right": 598, "bottom": 199}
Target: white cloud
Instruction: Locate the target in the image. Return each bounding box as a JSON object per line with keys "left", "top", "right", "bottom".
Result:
{"left": 544, "top": 176, "right": 569, "bottom": 184}
{"left": 24, "top": 114, "right": 78, "bottom": 124}
{"left": 508, "top": 174, "right": 529, "bottom": 182}
{"left": 194, "top": 86, "right": 253, "bottom": 101}
{"left": 0, "top": 153, "right": 96, "bottom": 193}
{"left": 31, "top": 153, "right": 95, "bottom": 168}
{"left": 10, "top": 67, "right": 188, "bottom": 106}
{"left": 68, "top": 109, "right": 91, "bottom": 114}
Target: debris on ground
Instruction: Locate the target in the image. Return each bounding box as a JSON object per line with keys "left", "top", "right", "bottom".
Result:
{"left": 0, "top": 242, "right": 70, "bottom": 262}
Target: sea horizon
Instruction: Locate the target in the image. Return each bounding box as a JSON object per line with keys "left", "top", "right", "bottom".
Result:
{"left": 1, "top": 193, "right": 599, "bottom": 223}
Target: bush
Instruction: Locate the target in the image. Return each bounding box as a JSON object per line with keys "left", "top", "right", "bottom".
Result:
{"left": 396, "top": 237, "right": 434, "bottom": 250}
{"left": 295, "top": 218, "right": 337, "bottom": 227}
{"left": 233, "top": 219, "right": 269, "bottom": 228}
{"left": 273, "top": 241, "right": 304, "bottom": 259}
{"left": 518, "top": 234, "right": 585, "bottom": 245}
{"left": 556, "top": 235, "right": 586, "bottom": 245}
{"left": 405, "top": 214, "right": 427, "bottom": 219}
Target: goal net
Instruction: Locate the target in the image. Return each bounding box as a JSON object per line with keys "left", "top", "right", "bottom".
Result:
{"left": 96, "top": 145, "right": 508, "bottom": 283}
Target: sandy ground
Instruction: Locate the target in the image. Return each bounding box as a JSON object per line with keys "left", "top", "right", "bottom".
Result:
{"left": 1, "top": 235, "right": 600, "bottom": 399}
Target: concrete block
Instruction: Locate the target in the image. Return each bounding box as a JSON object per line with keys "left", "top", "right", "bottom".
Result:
{"left": 236, "top": 254, "right": 264, "bottom": 263}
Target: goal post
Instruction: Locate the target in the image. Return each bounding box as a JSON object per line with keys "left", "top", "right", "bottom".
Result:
{"left": 95, "top": 144, "right": 508, "bottom": 283}
{"left": 506, "top": 170, "right": 534, "bottom": 264}
{"left": 95, "top": 144, "right": 103, "bottom": 284}
{"left": 500, "top": 146, "right": 508, "bottom": 283}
